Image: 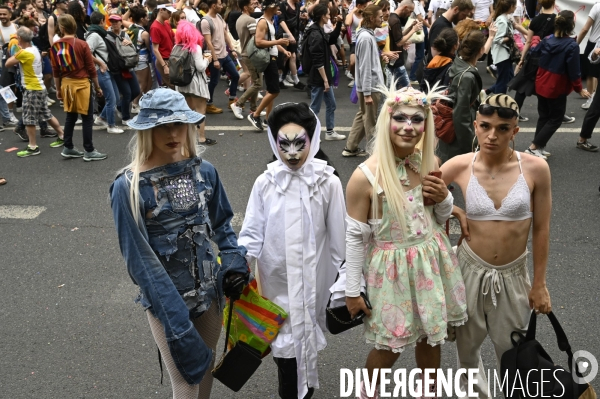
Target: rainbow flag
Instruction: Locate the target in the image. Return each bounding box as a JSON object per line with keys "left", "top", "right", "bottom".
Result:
{"left": 87, "top": 0, "right": 106, "bottom": 15}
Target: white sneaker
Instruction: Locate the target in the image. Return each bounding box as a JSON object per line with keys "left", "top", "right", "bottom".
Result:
{"left": 582, "top": 93, "right": 595, "bottom": 109}
{"left": 230, "top": 103, "right": 244, "bottom": 120}
{"left": 345, "top": 70, "right": 353, "bottom": 79}
{"left": 325, "top": 131, "right": 346, "bottom": 141}
{"left": 107, "top": 126, "right": 124, "bottom": 134}
{"left": 9, "top": 113, "right": 19, "bottom": 124}
{"left": 94, "top": 116, "right": 108, "bottom": 128}
{"left": 237, "top": 86, "right": 245, "bottom": 92}
{"left": 75, "top": 118, "right": 82, "bottom": 125}
{"left": 47, "top": 98, "right": 55, "bottom": 106}
{"left": 131, "top": 104, "right": 140, "bottom": 114}
{"left": 285, "top": 75, "right": 295, "bottom": 84}
{"left": 525, "top": 147, "right": 547, "bottom": 160}
{"left": 540, "top": 148, "right": 551, "bottom": 157}
{"left": 348, "top": 79, "right": 355, "bottom": 88}
{"left": 258, "top": 92, "right": 264, "bottom": 100}
{"left": 282, "top": 79, "right": 294, "bottom": 87}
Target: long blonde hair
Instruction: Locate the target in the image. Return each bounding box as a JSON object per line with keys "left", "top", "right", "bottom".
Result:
{"left": 117, "top": 125, "right": 200, "bottom": 224}
{"left": 369, "top": 81, "right": 447, "bottom": 231}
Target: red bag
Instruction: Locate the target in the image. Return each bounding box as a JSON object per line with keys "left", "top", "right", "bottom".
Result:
{"left": 432, "top": 99, "right": 455, "bottom": 144}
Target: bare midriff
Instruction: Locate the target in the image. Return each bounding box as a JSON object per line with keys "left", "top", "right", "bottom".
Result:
{"left": 466, "top": 218, "right": 531, "bottom": 265}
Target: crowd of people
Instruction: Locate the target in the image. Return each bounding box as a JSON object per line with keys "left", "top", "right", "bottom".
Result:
{"left": 0, "top": 0, "right": 598, "bottom": 165}
{"left": 0, "top": 0, "right": 596, "bottom": 397}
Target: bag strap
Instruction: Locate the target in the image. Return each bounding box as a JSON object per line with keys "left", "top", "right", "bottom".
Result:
{"left": 326, "top": 260, "right": 346, "bottom": 308}
{"left": 221, "top": 298, "right": 236, "bottom": 355}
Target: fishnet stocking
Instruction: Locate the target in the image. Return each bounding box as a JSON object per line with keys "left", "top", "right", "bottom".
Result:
{"left": 147, "top": 303, "right": 222, "bottom": 399}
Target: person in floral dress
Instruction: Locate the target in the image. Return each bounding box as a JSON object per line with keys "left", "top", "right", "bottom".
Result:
{"left": 344, "top": 85, "right": 468, "bottom": 399}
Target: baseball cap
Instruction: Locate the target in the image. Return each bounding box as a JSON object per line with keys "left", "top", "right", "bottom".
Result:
{"left": 157, "top": 4, "right": 177, "bottom": 12}
{"left": 108, "top": 14, "right": 122, "bottom": 21}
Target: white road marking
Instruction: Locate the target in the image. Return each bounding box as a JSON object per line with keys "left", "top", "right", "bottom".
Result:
{"left": 0, "top": 205, "right": 46, "bottom": 219}
{"left": 204, "top": 126, "right": 594, "bottom": 133}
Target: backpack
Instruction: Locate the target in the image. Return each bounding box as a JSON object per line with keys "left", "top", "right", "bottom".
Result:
{"left": 196, "top": 14, "right": 223, "bottom": 38}
{"left": 108, "top": 31, "right": 139, "bottom": 69}
{"left": 431, "top": 67, "right": 474, "bottom": 144}
{"left": 0, "top": 41, "right": 15, "bottom": 86}
{"left": 50, "top": 38, "right": 79, "bottom": 74}
{"left": 300, "top": 29, "right": 312, "bottom": 73}
{"left": 500, "top": 312, "right": 597, "bottom": 399}
{"left": 168, "top": 44, "right": 194, "bottom": 86}
{"left": 246, "top": 18, "right": 272, "bottom": 73}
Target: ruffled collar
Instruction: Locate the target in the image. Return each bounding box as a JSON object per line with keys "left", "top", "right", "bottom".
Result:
{"left": 265, "top": 158, "right": 332, "bottom": 194}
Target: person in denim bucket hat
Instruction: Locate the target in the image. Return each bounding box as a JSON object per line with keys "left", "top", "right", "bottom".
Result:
{"left": 111, "top": 87, "right": 249, "bottom": 398}
{"left": 126, "top": 87, "right": 206, "bottom": 130}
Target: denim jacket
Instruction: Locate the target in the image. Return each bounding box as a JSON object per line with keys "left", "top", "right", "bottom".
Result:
{"left": 109, "top": 156, "right": 248, "bottom": 385}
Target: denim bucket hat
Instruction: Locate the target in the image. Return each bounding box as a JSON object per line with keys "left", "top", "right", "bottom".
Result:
{"left": 127, "top": 88, "right": 205, "bottom": 130}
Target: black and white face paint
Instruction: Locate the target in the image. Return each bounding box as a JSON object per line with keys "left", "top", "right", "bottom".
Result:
{"left": 277, "top": 123, "right": 311, "bottom": 170}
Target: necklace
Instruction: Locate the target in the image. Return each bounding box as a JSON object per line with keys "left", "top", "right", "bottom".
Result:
{"left": 481, "top": 159, "right": 507, "bottom": 180}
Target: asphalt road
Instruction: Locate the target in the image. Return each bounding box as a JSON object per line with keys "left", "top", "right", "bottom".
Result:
{"left": 0, "top": 63, "right": 599, "bottom": 399}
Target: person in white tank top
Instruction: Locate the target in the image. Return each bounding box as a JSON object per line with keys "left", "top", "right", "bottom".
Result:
{"left": 440, "top": 94, "right": 552, "bottom": 398}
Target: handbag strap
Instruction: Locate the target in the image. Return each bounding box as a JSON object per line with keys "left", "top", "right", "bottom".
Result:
{"left": 326, "top": 260, "right": 346, "bottom": 308}
{"left": 221, "top": 298, "right": 236, "bottom": 355}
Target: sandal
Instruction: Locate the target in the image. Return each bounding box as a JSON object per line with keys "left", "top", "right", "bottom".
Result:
{"left": 198, "top": 138, "right": 217, "bottom": 146}
{"left": 0, "top": 177, "right": 6, "bottom": 186}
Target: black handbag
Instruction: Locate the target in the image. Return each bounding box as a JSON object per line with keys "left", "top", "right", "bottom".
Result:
{"left": 211, "top": 298, "right": 262, "bottom": 392}
{"left": 325, "top": 266, "right": 372, "bottom": 335}
{"left": 501, "top": 311, "right": 596, "bottom": 399}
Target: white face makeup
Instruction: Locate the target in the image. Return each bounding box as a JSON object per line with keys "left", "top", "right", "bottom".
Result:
{"left": 277, "top": 123, "right": 311, "bottom": 170}
{"left": 389, "top": 105, "right": 426, "bottom": 151}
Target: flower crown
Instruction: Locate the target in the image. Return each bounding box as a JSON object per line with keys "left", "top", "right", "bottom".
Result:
{"left": 387, "top": 87, "right": 429, "bottom": 114}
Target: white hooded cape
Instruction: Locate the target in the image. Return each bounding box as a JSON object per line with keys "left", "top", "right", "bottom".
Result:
{"left": 238, "top": 117, "right": 346, "bottom": 398}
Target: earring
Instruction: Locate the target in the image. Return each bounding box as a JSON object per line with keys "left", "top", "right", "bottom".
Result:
{"left": 509, "top": 138, "right": 515, "bottom": 160}
{"left": 472, "top": 136, "right": 479, "bottom": 153}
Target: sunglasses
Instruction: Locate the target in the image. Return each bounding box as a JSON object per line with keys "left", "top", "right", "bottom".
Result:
{"left": 478, "top": 103, "right": 518, "bottom": 119}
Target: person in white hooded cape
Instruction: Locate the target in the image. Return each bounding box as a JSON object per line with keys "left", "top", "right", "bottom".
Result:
{"left": 238, "top": 103, "right": 346, "bottom": 399}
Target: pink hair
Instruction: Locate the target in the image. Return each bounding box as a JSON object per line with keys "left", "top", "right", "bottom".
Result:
{"left": 175, "top": 20, "right": 204, "bottom": 53}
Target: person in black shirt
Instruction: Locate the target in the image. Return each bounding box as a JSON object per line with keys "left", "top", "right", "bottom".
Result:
{"left": 387, "top": 0, "right": 422, "bottom": 89}
{"left": 427, "top": 0, "right": 474, "bottom": 63}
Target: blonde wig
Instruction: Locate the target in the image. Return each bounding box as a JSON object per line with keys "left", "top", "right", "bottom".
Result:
{"left": 369, "top": 81, "right": 448, "bottom": 231}
{"left": 117, "top": 125, "right": 201, "bottom": 224}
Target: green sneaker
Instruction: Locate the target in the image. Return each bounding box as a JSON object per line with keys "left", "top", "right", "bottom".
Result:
{"left": 17, "top": 145, "right": 40, "bottom": 157}
{"left": 50, "top": 138, "right": 64, "bottom": 148}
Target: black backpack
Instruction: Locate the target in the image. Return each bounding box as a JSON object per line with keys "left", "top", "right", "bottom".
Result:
{"left": 90, "top": 32, "right": 127, "bottom": 74}
{"left": 500, "top": 311, "right": 596, "bottom": 399}
{"left": 168, "top": 44, "right": 194, "bottom": 86}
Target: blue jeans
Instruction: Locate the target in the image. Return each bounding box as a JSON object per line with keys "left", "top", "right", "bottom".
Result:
{"left": 113, "top": 71, "right": 141, "bottom": 121}
{"left": 207, "top": 54, "right": 239, "bottom": 104}
{"left": 310, "top": 85, "right": 336, "bottom": 131}
{"left": 389, "top": 65, "right": 410, "bottom": 90}
{"left": 98, "top": 70, "right": 118, "bottom": 126}
{"left": 489, "top": 59, "right": 514, "bottom": 94}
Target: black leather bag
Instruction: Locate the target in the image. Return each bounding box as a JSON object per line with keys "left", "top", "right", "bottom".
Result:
{"left": 325, "top": 266, "right": 372, "bottom": 335}
{"left": 211, "top": 298, "right": 262, "bottom": 392}
{"left": 501, "top": 311, "right": 596, "bottom": 399}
